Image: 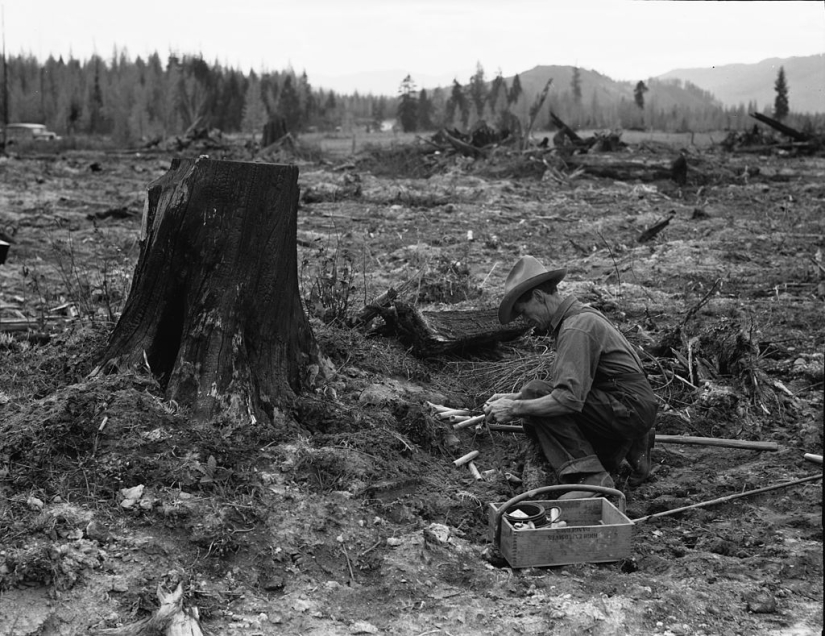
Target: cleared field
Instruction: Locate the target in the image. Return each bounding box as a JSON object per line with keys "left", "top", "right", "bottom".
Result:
{"left": 299, "top": 128, "right": 719, "bottom": 159}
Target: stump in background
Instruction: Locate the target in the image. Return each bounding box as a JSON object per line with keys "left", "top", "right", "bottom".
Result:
{"left": 94, "top": 157, "right": 318, "bottom": 424}
{"left": 262, "top": 116, "right": 288, "bottom": 146}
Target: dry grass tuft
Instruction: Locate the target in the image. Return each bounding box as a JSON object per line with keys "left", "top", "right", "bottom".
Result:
{"left": 447, "top": 338, "right": 556, "bottom": 403}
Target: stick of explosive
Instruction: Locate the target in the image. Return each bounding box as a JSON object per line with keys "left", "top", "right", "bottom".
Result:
{"left": 436, "top": 409, "right": 470, "bottom": 419}
{"left": 804, "top": 453, "right": 823, "bottom": 465}
{"left": 633, "top": 474, "right": 822, "bottom": 523}
{"left": 452, "top": 414, "right": 487, "bottom": 430}
{"left": 453, "top": 450, "right": 483, "bottom": 480}
{"left": 425, "top": 402, "right": 475, "bottom": 422}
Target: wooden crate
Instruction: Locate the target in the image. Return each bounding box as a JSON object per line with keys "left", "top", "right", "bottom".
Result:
{"left": 488, "top": 486, "right": 634, "bottom": 568}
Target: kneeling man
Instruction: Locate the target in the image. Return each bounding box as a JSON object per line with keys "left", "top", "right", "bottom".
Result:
{"left": 484, "top": 256, "right": 657, "bottom": 499}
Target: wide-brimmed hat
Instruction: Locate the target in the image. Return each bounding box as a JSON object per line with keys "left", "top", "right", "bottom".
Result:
{"left": 498, "top": 256, "right": 566, "bottom": 324}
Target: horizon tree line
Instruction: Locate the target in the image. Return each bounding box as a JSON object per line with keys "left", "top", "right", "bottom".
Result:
{"left": 0, "top": 50, "right": 818, "bottom": 145}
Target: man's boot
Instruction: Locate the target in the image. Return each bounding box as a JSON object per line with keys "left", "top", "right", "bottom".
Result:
{"left": 627, "top": 428, "right": 655, "bottom": 487}
{"left": 557, "top": 471, "right": 615, "bottom": 500}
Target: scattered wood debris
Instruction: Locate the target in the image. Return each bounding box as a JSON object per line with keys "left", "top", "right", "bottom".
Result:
{"left": 638, "top": 211, "right": 676, "bottom": 243}
{"left": 86, "top": 206, "right": 137, "bottom": 221}
{"left": 722, "top": 112, "right": 824, "bottom": 155}
{"left": 142, "top": 121, "right": 225, "bottom": 153}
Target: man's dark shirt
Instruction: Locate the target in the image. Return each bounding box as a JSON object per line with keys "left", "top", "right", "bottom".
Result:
{"left": 548, "top": 297, "right": 647, "bottom": 413}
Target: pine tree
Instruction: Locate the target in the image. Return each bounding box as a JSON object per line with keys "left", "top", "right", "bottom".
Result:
{"left": 445, "top": 79, "right": 468, "bottom": 130}
{"left": 468, "top": 62, "right": 487, "bottom": 122}
{"left": 88, "top": 57, "right": 106, "bottom": 134}
{"left": 429, "top": 87, "right": 447, "bottom": 127}
{"left": 397, "top": 74, "right": 418, "bottom": 132}
{"left": 491, "top": 87, "right": 510, "bottom": 131}
{"left": 278, "top": 74, "right": 302, "bottom": 132}
{"left": 488, "top": 72, "right": 507, "bottom": 113}
{"left": 241, "top": 73, "right": 267, "bottom": 136}
{"left": 509, "top": 74, "right": 523, "bottom": 105}
{"left": 774, "top": 66, "right": 789, "bottom": 121}
{"left": 634, "top": 81, "right": 648, "bottom": 110}
{"left": 370, "top": 95, "right": 385, "bottom": 130}
{"left": 571, "top": 67, "right": 582, "bottom": 105}
{"left": 589, "top": 90, "right": 601, "bottom": 127}
{"left": 417, "top": 88, "right": 433, "bottom": 130}
{"left": 298, "top": 71, "right": 317, "bottom": 127}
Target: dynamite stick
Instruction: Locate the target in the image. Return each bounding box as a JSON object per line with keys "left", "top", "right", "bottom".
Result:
{"left": 804, "top": 453, "right": 823, "bottom": 465}
{"left": 452, "top": 450, "right": 479, "bottom": 467}
{"left": 437, "top": 409, "right": 470, "bottom": 420}
{"left": 452, "top": 414, "right": 486, "bottom": 430}
{"left": 452, "top": 450, "right": 483, "bottom": 480}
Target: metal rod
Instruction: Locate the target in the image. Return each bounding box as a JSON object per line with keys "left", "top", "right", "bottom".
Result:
{"left": 633, "top": 474, "right": 822, "bottom": 523}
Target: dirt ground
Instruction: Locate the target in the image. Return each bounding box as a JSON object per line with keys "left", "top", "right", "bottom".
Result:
{"left": 0, "top": 136, "right": 822, "bottom": 636}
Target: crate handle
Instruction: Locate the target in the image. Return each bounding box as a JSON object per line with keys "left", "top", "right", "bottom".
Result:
{"left": 493, "top": 485, "right": 626, "bottom": 547}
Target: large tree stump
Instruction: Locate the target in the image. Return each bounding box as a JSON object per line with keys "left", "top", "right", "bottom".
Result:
{"left": 93, "top": 157, "right": 317, "bottom": 424}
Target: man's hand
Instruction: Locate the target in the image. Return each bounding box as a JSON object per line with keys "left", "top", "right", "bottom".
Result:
{"left": 483, "top": 392, "right": 520, "bottom": 408}
{"left": 483, "top": 397, "right": 519, "bottom": 424}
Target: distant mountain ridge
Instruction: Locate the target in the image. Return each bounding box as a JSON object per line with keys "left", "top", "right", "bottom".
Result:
{"left": 657, "top": 55, "right": 824, "bottom": 114}
{"left": 313, "top": 55, "right": 824, "bottom": 116}
{"left": 511, "top": 65, "right": 722, "bottom": 113}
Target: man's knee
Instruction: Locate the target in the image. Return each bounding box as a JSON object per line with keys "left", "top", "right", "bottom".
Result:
{"left": 520, "top": 379, "right": 554, "bottom": 400}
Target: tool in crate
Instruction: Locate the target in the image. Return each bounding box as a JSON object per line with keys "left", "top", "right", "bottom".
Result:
{"left": 488, "top": 485, "right": 634, "bottom": 568}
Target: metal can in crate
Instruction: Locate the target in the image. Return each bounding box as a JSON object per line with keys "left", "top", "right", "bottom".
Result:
{"left": 488, "top": 485, "right": 634, "bottom": 568}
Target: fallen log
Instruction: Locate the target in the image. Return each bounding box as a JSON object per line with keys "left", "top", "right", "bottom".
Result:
{"left": 732, "top": 141, "right": 821, "bottom": 154}
{"left": 375, "top": 301, "right": 530, "bottom": 357}
{"left": 750, "top": 112, "right": 810, "bottom": 143}
{"left": 549, "top": 111, "right": 584, "bottom": 144}
{"left": 565, "top": 158, "right": 672, "bottom": 182}
{"left": 87, "top": 206, "right": 137, "bottom": 221}
{"left": 440, "top": 128, "right": 487, "bottom": 158}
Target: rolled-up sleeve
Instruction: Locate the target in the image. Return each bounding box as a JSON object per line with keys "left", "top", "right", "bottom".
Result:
{"left": 549, "top": 324, "right": 600, "bottom": 412}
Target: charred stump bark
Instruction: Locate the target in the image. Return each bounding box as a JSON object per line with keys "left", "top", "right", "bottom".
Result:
{"left": 93, "top": 157, "right": 317, "bottom": 424}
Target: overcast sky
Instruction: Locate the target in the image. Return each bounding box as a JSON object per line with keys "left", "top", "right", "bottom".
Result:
{"left": 5, "top": 0, "right": 825, "bottom": 94}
